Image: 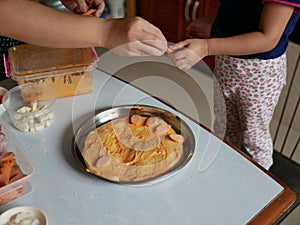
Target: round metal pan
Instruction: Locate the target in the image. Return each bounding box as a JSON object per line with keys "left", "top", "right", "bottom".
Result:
{"left": 72, "top": 105, "right": 195, "bottom": 185}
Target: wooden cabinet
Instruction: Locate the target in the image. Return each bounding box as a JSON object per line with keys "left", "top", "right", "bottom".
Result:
{"left": 138, "top": 0, "right": 219, "bottom": 43}
{"left": 125, "top": 0, "right": 136, "bottom": 17}
{"left": 138, "top": 0, "right": 186, "bottom": 42}
{"left": 203, "top": 0, "right": 220, "bottom": 16}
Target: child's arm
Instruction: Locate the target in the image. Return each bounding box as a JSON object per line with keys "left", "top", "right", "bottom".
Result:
{"left": 0, "top": 0, "right": 167, "bottom": 56}
{"left": 207, "top": 2, "right": 294, "bottom": 56}
{"left": 169, "top": 2, "right": 294, "bottom": 70}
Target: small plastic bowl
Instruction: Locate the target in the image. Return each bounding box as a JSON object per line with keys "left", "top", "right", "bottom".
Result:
{"left": 2, "top": 83, "right": 57, "bottom": 132}
{"left": 0, "top": 87, "right": 8, "bottom": 105}
{"left": 0, "top": 206, "right": 48, "bottom": 225}
{"left": 0, "top": 87, "right": 8, "bottom": 116}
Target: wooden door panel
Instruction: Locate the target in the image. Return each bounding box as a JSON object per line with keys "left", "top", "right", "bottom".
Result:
{"left": 203, "top": 0, "right": 220, "bottom": 16}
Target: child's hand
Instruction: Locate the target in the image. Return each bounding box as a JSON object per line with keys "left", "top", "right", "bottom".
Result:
{"left": 61, "top": 0, "right": 105, "bottom": 17}
{"left": 168, "top": 39, "right": 209, "bottom": 71}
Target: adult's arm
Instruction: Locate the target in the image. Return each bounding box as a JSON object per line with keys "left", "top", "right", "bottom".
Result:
{"left": 0, "top": 0, "right": 167, "bottom": 56}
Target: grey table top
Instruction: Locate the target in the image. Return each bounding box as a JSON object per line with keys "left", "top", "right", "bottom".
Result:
{"left": 0, "top": 68, "right": 285, "bottom": 225}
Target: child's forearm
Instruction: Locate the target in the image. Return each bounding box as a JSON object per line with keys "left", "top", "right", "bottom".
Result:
{"left": 206, "top": 32, "right": 274, "bottom": 56}
{"left": 206, "top": 2, "right": 294, "bottom": 57}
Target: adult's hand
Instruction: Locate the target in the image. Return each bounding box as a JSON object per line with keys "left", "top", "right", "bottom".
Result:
{"left": 103, "top": 17, "right": 167, "bottom": 56}
{"left": 61, "top": 0, "right": 105, "bottom": 17}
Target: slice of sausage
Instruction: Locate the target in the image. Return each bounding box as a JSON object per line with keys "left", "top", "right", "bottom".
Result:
{"left": 96, "top": 155, "right": 111, "bottom": 167}
{"left": 145, "top": 117, "right": 158, "bottom": 127}
{"left": 169, "top": 134, "right": 185, "bottom": 143}
{"left": 154, "top": 124, "right": 171, "bottom": 135}
{"left": 130, "top": 115, "right": 141, "bottom": 124}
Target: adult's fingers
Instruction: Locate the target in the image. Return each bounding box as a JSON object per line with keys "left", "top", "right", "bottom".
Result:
{"left": 131, "top": 41, "right": 166, "bottom": 56}
{"left": 74, "top": 0, "right": 89, "bottom": 12}
{"left": 94, "top": 1, "right": 105, "bottom": 17}
{"left": 140, "top": 20, "right": 167, "bottom": 45}
{"left": 111, "top": 41, "right": 166, "bottom": 56}
{"left": 61, "top": 0, "right": 78, "bottom": 12}
{"left": 140, "top": 40, "right": 167, "bottom": 55}
{"left": 62, "top": 0, "right": 87, "bottom": 14}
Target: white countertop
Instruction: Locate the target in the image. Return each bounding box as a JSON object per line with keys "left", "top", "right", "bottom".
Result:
{"left": 0, "top": 68, "right": 283, "bottom": 225}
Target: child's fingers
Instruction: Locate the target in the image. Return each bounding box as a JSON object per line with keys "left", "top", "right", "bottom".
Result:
{"left": 170, "top": 39, "right": 191, "bottom": 50}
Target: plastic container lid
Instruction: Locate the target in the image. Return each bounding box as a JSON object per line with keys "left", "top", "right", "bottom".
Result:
{"left": 8, "top": 44, "right": 98, "bottom": 80}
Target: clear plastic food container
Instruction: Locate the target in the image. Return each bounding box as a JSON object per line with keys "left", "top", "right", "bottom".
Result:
{"left": 0, "top": 87, "right": 8, "bottom": 105}
{"left": 6, "top": 44, "right": 99, "bottom": 98}
{"left": 2, "top": 83, "right": 57, "bottom": 132}
{"left": 0, "top": 119, "right": 34, "bottom": 205}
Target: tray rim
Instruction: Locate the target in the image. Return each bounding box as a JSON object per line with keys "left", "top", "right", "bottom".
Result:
{"left": 72, "top": 104, "right": 195, "bottom": 185}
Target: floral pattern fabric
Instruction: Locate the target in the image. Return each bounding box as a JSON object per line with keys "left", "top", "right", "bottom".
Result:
{"left": 213, "top": 54, "right": 287, "bottom": 169}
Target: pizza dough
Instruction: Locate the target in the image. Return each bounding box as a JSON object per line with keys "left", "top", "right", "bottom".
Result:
{"left": 82, "top": 115, "right": 184, "bottom": 182}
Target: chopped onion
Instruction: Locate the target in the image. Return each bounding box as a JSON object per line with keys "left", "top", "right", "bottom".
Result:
{"left": 5, "top": 211, "right": 41, "bottom": 225}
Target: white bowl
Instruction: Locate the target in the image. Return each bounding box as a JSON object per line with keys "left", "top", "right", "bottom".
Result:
{"left": 0, "top": 206, "right": 47, "bottom": 225}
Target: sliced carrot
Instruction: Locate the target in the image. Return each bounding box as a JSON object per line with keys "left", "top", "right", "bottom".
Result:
{"left": 9, "top": 165, "right": 20, "bottom": 179}
{"left": 0, "top": 187, "right": 24, "bottom": 205}
{"left": 0, "top": 159, "right": 16, "bottom": 186}
{"left": 0, "top": 152, "right": 15, "bottom": 162}
{"left": 82, "top": 9, "right": 96, "bottom": 16}
{"left": 9, "top": 173, "right": 27, "bottom": 183}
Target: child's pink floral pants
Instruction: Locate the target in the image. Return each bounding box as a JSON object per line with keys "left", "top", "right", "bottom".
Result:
{"left": 213, "top": 54, "right": 287, "bottom": 169}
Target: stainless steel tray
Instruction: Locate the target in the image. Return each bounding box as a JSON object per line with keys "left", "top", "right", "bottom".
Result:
{"left": 72, "top": 105, "right": 195, "bottom": 185}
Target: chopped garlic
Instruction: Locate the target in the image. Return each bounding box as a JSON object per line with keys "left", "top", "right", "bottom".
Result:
{"left": 12, "top": 100, "right": 54, "bottom": 132}
{"left": 17, "top": 106, "right": 31, "bottom": 113}
{"left": 30, "top": 100, "right": 38, "bottom": 111}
